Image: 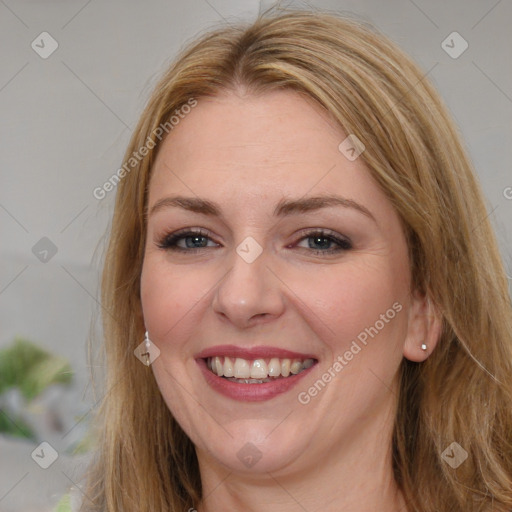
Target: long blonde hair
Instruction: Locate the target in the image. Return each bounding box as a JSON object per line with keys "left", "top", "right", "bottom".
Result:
{"left": 81, "top": 7, "right": 512, "bottom": 511}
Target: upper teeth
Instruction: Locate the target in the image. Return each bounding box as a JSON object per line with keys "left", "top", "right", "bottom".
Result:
{"left": 207, "top": 356, "right": 315, "bottom": 379}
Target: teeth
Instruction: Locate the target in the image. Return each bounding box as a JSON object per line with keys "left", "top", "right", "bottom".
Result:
{"left": 234, "top": 358, "right": 251, "bottom": 379}
{"left": 290, "top": 360, "right": 303, "bottom": 374}
{"left": 281, "top": 358, "right": 291, "bottom": 377}
{"left": 268, "top": 357, "right": 281, "bottom": 377}
{"left": 303, "top": 358, "right": 314, "bottom": 369}
{"left": 250, "top": 359, "right": 268, "bottom": 379}
{"left": 223, "top": 356, "right": 234, "bottom": 377}
{"left": 226, "top": 377, "right": 272, "bottom": 384}
{"left": 207, "top": 356, "right": 315, "bottom": 380}
{"left": 214, "top": 356, "right": 223, "bottom": 377}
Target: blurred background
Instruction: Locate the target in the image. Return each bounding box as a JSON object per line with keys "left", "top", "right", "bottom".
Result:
{"left": 1, "top": 0, "right": 511, "bottom": 510}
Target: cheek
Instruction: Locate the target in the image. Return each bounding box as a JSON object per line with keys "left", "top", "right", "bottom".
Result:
{"left": 296, "top": 258, "right": 408, "bottom": 357}
{"left": 140, "top": 256, "right": 202, "bottom": 342}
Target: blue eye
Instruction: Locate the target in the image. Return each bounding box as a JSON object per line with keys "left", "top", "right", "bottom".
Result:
{"left": 156, "top": 228, "right": 352, "bottom": 255}
{"left": 157, "top": 229, "right": 217, "bottom": 252}
{"left": 296, "top": 231, "right": 352, "bottom": 254}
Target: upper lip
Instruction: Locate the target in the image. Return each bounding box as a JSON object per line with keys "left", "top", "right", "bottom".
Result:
{"left": 195, "top": 344, "right": 317, "bottom": 361}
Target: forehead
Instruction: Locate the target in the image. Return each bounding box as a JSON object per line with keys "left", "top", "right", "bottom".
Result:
{"left": 148, "top": 89, "right": 387, "bottom": 216}
{"left": 155, "top": 90, "right": 340, "bottom": 167}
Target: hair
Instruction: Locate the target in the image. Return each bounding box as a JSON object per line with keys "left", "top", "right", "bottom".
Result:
{"left": 80, "top": 7, "right": 512, "bottom": 512}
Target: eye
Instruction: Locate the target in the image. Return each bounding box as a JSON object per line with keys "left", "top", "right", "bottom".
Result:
{"left": 156, "top": 229, "right": 218, "bottom": 253}
{"left": 156, "top": 228, "right": 353, "bottom": 256}
{"left": 294, "top": 229, "right": 352, "bottom": 255}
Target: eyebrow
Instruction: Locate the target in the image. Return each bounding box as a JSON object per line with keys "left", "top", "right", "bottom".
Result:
{"left": 148, "top": 194, "right": 376, "bottom": 222}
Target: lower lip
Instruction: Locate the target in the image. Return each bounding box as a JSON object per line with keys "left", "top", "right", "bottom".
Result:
{"left": 197, "top": 358, "right": 316, "bottom": 402}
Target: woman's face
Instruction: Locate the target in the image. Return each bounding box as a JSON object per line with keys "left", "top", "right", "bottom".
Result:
{"left": 141, "top": 89, "right": 427, "bottom": 475}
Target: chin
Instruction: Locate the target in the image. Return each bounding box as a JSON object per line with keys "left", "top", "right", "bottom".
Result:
{"left": 199, "top": 432, "right": 306, "bottom": 474}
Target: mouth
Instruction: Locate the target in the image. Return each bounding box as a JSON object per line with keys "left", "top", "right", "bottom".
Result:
{"left": 195, "top": 345, "right": 318, "bottom": 401}
{"left": 205, "top": 356, "right": 315, "bottom": 383}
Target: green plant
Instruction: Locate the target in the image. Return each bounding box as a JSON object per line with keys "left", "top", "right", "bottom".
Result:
{"left": 0, "top": 337, "right": 73, "bottom": 439}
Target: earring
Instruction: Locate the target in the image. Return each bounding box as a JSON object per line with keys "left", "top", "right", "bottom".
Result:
{"left": 143, "top": 330, "right": 151, "bottom": 366}
{"left": 421, "top": 343, "right": 427, "bottom": 351}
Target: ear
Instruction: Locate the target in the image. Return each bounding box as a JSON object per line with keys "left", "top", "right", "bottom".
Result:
{"left": 403, "top": 290, "right": 442, "bottom": 362}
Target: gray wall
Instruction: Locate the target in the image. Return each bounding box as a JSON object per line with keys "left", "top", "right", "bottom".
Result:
{"left": 1, "top": 1, "right": 511, "bottom": 510}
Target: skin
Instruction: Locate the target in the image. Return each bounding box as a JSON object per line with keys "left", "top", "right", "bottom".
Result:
{"left": 140, "top": 88, "right": 441, "bottom": 512}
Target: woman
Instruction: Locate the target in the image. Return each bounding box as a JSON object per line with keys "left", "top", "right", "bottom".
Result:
{"left": 77, "top": 7, "right": 512, "bottom": 512}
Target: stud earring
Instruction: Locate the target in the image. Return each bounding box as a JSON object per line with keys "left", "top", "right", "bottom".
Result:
{"left": 421, "top": 343, "right": 427, "bottom": 351}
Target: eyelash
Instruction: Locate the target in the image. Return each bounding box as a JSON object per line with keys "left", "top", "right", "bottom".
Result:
{"left": 156, "top": 228, "right": 353, "bottom": 256}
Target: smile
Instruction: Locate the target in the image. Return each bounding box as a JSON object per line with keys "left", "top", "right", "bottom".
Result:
{"left": 206, "top": 356, "right": 315, "bottom": 383}
{"left": 195, "top": 345, "right": 318, "bottom": 401}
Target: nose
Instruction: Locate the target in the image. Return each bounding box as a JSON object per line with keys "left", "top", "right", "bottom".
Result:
{"left": 212, "top": 247, "right": 285, "bottom": 329}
